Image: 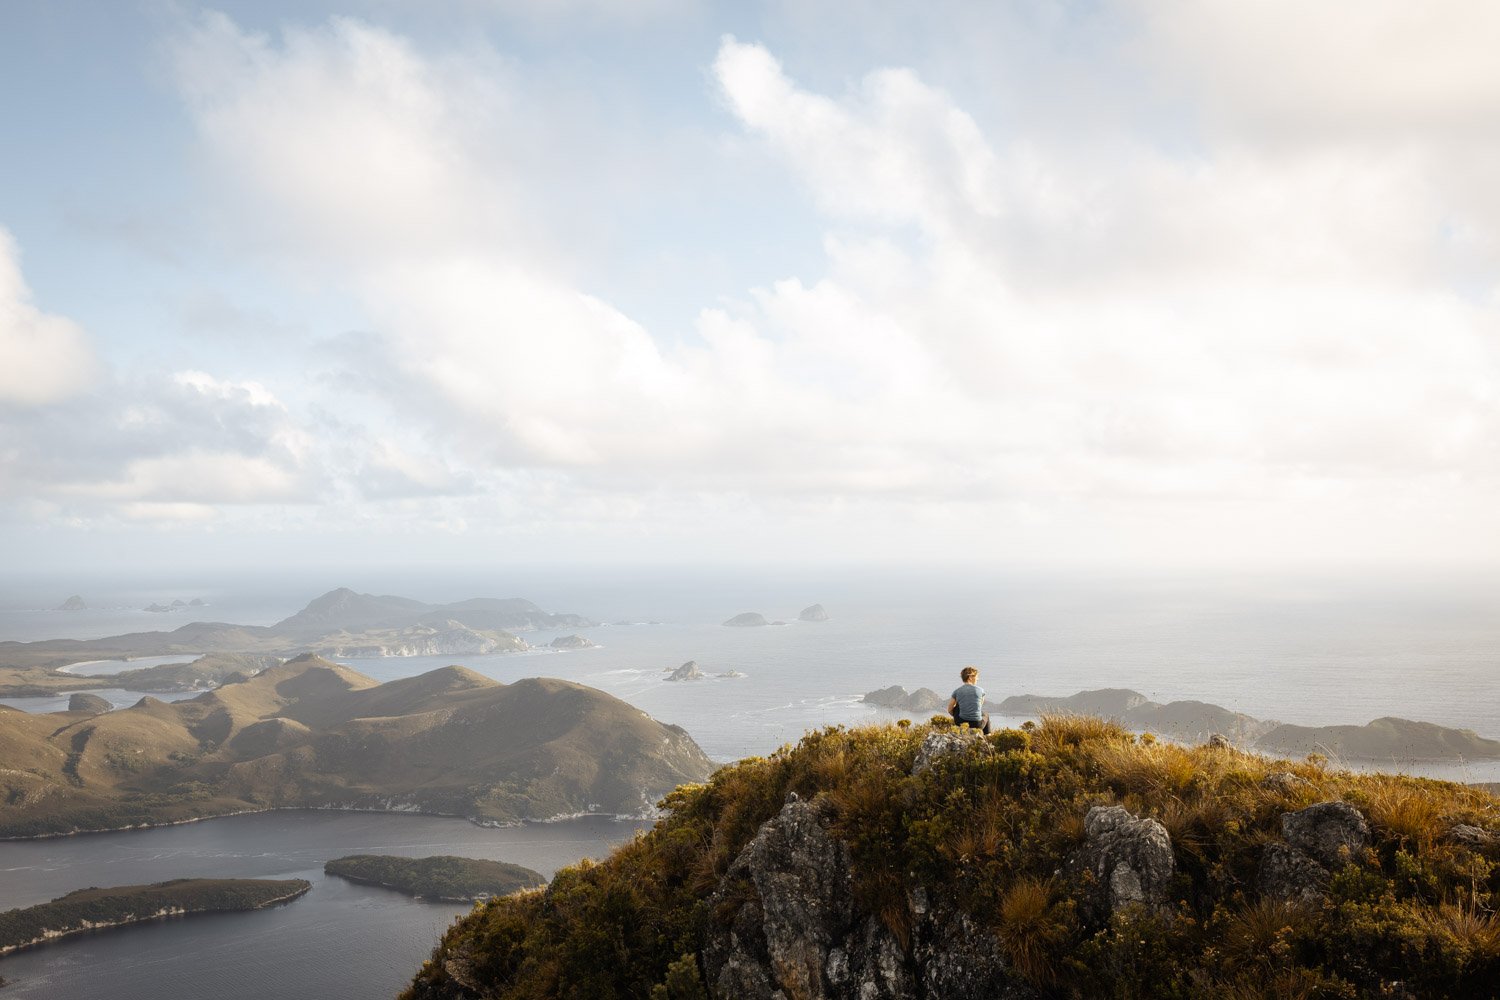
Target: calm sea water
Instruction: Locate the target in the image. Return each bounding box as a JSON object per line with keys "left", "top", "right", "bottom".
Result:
{"left": 2, "top": 568, "right": 1498, "bottom": 996}
{"left": 0, "top": 811, "right": 648, "bottom": 999}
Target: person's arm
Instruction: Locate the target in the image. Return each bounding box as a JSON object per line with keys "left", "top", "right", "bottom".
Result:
{"left": 947, "top": 696, "right": 958, "bottom": 713}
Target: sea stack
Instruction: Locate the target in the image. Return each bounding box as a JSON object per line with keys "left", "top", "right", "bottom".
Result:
{"left": 54, "top": 595, "right": 87, "bottom": 611}
{"left": 798, "top": 604, "right": 829, "bottom": 622}
{"left": 722, "top": 612, "right": 769, "bottom": 627}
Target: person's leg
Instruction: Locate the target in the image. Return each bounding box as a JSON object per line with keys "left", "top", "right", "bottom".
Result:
{"left": 981, "top": 714, "right": 991, "bottom": 735}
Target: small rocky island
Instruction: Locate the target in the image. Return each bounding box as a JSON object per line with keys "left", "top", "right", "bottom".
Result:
{"left": 549, "top": 634, "right": 598, "bottom": 650}
{"left": 798, "top": 604, "right": 830, "bottom": 622}
{"left": 722, "top": 612, "right": 769, "bottom": 627}
{"left": 53, "top": 595, "right": 87, "bottom": 612}
{"left": 0, "top": 878, "right": 310, "bottom": 955}
{"left": 325, "top": 855, "right": 545, "bottom": 902}
{"left": 665, "top": 660, "right": 706, "bottom": 682}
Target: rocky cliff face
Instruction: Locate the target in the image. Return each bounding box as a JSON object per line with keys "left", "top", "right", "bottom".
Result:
{"left": 703, "top": 790, "right": 1040, "bottom": 1000}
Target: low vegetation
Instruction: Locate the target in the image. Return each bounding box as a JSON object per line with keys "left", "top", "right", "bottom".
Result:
{"left": 325, "top": 855, "right": 545, "bottom": 901}
{"left": 404, "top": 717, "right": 1500, "bottom": 999}
{"left": 0, "top": 878, "right": 309, "bottom": 954}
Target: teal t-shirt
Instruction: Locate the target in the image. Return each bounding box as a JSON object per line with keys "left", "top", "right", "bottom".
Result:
{"left": 951, "top": 683, "right": 985, "bottom": 721}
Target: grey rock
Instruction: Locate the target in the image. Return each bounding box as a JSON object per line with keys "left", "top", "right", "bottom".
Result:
{"left": 912, "top": 907, "right": 1038, "bottom": 1000}
{"left": 703, "top": 795, "right": 1035, "bottom": 1000}
{"left": 1448, "top": 824, "right": 1496, "bottom": 847}
{"left": 911, "top": 729, "right": 991, "bottom": 776}
{"left": 1065, "top": 805, "right": 1176, "bottom": 924}
{"left": 1262, "top": 772, "right": 1314, "bottom": 795}
{"left": 67, "top": 692, "right": 112, "bottom": 714}
{"left": 1207, "top": 733, "right": 1231, "bottom": 750}
{"left": 1258, "top": 842, "right": 1329, "bottom": 903}
{"left": 799, "top": 604, "right": 831, "bottom": 622}
{"left": 704, "top": 797, "right": 854, "bottom": 1000}
{"left": 723, "top": 612, "right": 769, "bottom": 627}
{"left": 666, "top": 660, "right": 706, "bottom": 682}
{"left": 1281, "top": 801, "right": 1369, "bottom": 869}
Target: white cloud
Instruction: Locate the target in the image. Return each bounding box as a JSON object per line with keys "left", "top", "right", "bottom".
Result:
{"left": 148, "top": 12, "right": 1500, "bottom": 567}
{"left": 0, "top": 227, "right": 99, "bottom": 407}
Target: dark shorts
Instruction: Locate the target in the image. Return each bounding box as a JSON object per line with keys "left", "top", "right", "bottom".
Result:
{"left": 950, "top": 710, "right": 991, "bottom": 734}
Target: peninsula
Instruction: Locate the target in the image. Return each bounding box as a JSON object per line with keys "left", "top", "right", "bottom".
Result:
{"left": 0, "top": 878, "right": 309, "bottom": 955}
{"left": 0, "top": 587, "right": 597, "bottom": 696}
{"left": 325, "top": 855, "right": 545, "bottom": 902}
{"left": 864, "top": 685, "right": 1500, "bottom": 762}
{"left": 0, "top": 655, "right": 713, "bottom": 838}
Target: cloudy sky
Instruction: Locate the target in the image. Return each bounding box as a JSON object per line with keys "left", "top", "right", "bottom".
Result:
{"left": 2, "top": 1, "right": 1497, "bottom": 575}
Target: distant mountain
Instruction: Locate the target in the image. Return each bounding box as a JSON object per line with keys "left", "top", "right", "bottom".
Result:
{"left": 273, "top": 589, "right": 593, "bottom": 637}
{"left": 0, "top": 655, "right": 713, "bottom": 837}
{"left": 0, "top": 587, "right": 596, "bottom": 684}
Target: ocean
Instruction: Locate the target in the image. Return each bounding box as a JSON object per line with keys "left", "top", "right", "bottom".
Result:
{"left": 1, "top": 567, "right": 1497, "bottom": 996}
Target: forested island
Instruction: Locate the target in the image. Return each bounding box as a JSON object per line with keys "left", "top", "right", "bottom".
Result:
{"left": 0, "top": 878, "right": 309, "bottom": 955}
{"left": 325, "top": 855, "right": 545, "bottom": 901}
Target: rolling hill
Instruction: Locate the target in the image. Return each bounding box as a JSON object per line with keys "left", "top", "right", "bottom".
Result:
{"left": 0, "top": 655, "right": 712, "bottom": 838}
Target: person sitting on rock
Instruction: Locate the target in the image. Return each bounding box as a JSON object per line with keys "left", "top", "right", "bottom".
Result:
{"left": 948, "top": 665, "right": 991, "bottom": 734}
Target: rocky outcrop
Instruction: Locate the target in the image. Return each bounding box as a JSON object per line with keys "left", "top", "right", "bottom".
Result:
{"left": 911, "top": 728, "right": 992, "bottom": 775}
{"left": 1064, "top": 805, "right": 1176, "bottom": 924}
{"left": 799, "top": 604, "right": 830, "bottom": 622}
{"left": 549, "top": 634, "right": 597, "bottom": 650}
{"left": 863, "top": 686, "right": 947, "bottom": 713}
{"left": 1258, "top": 801, "right": 1371, "bottom": 903}
{"left": 1282, "top": 801, "right": 1370, "bottom": 869}
{"left": 723, "top": 612, "right": 769, "bottom": 627}
{"left": 666, "top": 661, "right": 706, "bottom": 682}
{"left": 703, "top": 794, "right": 1036, "bottom": 1000}
{"left": 67, "top": 693, "right": 112, "bottom": 714}
{"left": 1448, "top": 824, "right": 1496, "bottom": 848}
{"left": 54, "top": 595, "right": 87, "bottom": 611}
{"left": 1258, "top": 843, "right": 1331, "bottom": 903}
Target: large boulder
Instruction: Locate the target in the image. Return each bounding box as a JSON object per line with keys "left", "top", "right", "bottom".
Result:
{"left": 911, "top": 729, "right": 992, "bottom": 776}
{"left": 1281, "top": 801, "right": 1369, "bottom": 869}
{"left": 1064, "top": 805, "right": 1176, "bottom": 924}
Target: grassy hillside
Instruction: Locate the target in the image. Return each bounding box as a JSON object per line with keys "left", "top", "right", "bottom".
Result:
{"left": 404, "top": 717, "right": 1500, "bottom": 1000}
{"left": 0, "top": 656, "right": 713, "bottom": 837}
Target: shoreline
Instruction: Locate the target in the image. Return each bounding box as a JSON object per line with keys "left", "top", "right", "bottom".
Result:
{"left": 0, "top": 802, "right": 657, "bottom": 843}
{"left": 0, "top": 883, "right": 311, "bottom": 957}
